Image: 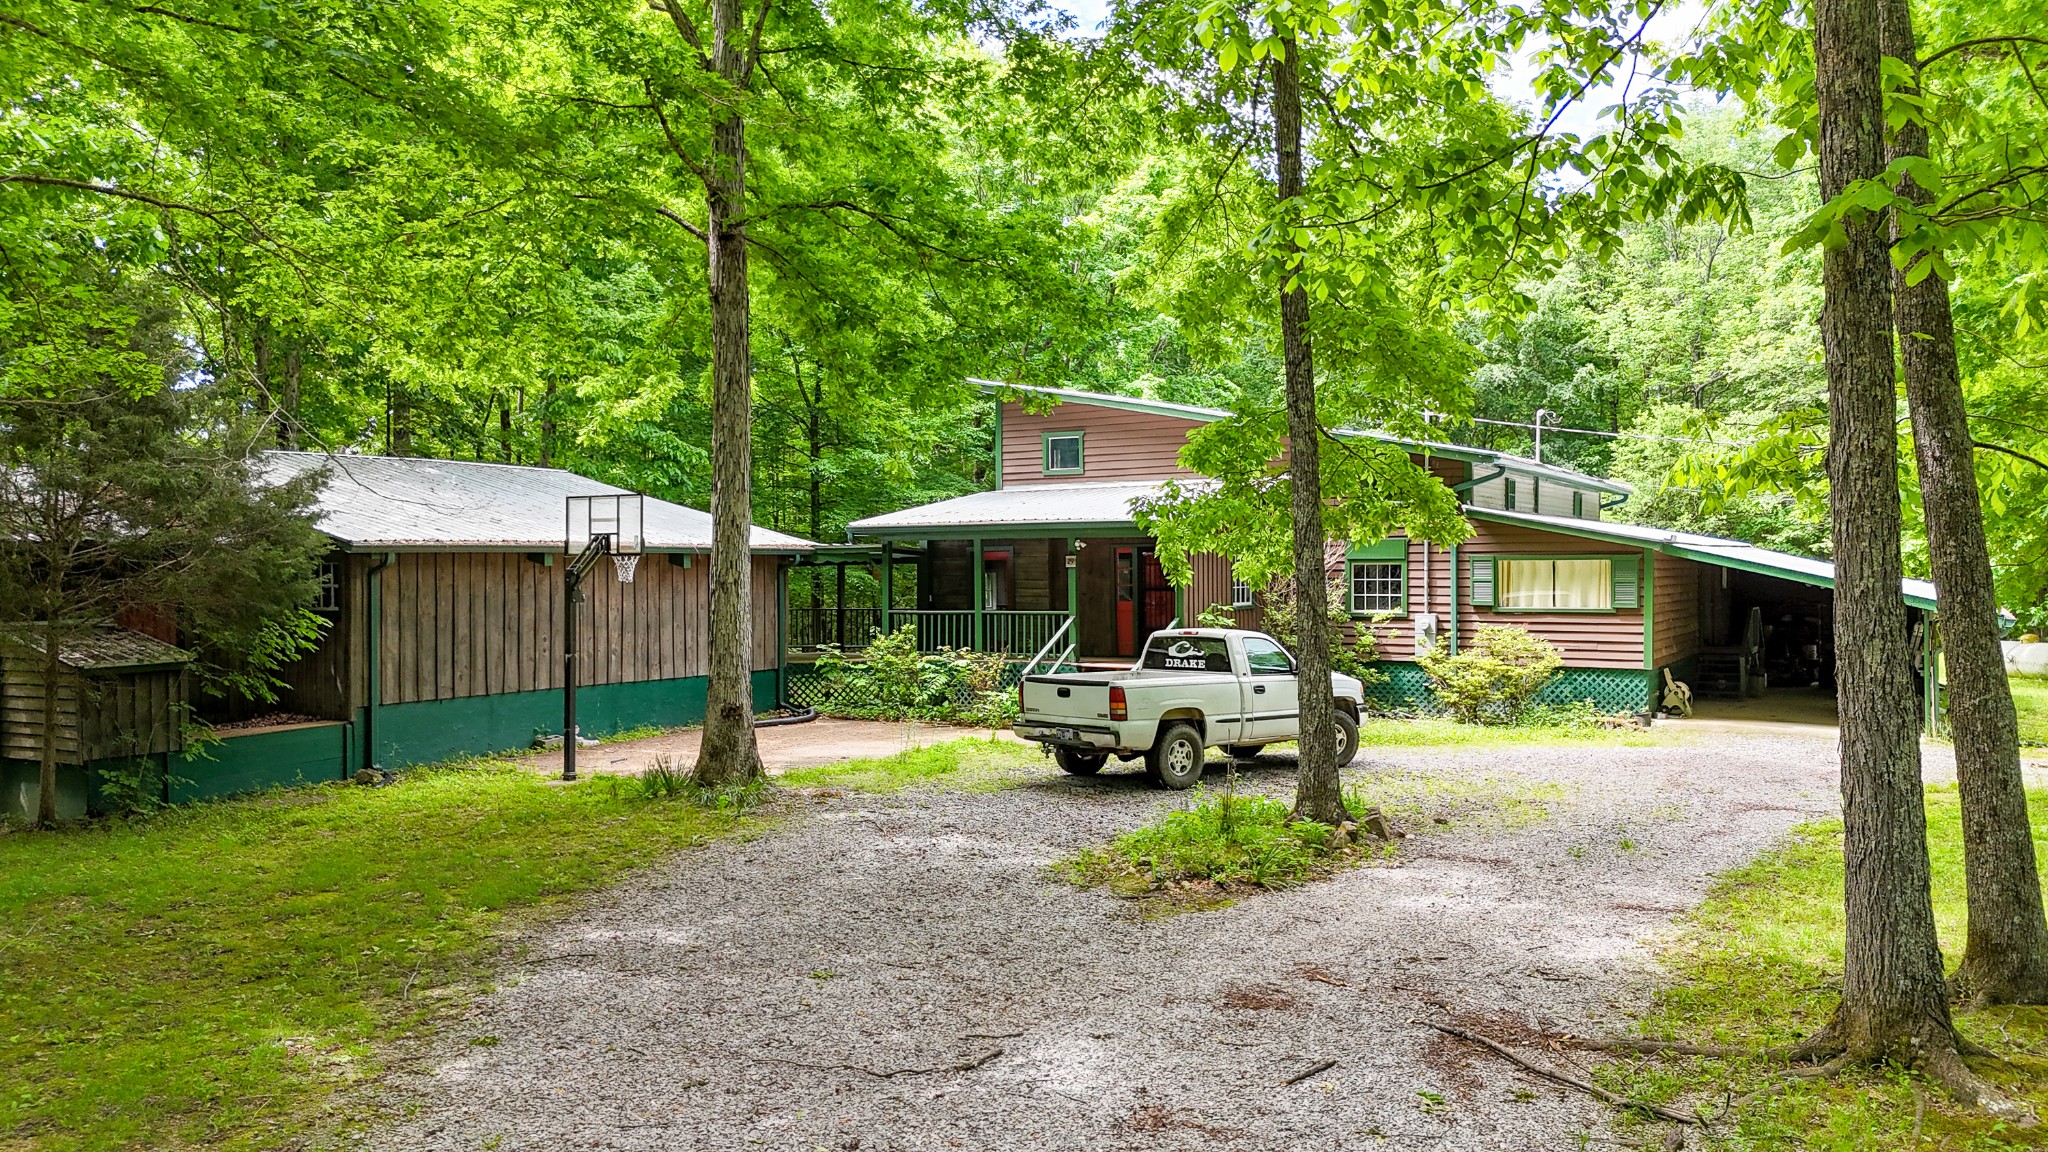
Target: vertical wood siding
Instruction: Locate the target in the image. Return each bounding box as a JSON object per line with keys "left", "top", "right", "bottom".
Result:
{"left": 1000, "top": 401, "right": 1204, "bottom": 486}
{"left": 0, "top": 657, "right": 185, "bottom": 763}
{"left": 376, "top": 552, "right": 781, "bottom": 706}
{"left": 1652, "top": 553, "right": 1702, "bottom": 665}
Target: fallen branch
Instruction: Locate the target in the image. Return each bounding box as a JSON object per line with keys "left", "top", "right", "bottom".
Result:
{"left": 759, "top": 1047, "right": 1004, "bottom": 1079}
{"left": 1422, "top": 1021, "right": 1701, "bottom": 1126}
{"left": 1283, "top": 1057, "right": 1338, "bottom": 1085}
{"left": 1554, "top": 1033, "right": 1841, "bottom": 1064}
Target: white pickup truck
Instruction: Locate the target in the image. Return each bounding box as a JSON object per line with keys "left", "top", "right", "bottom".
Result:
{"left": 1013, "top": 628, "right": 1365, "bottom": 789}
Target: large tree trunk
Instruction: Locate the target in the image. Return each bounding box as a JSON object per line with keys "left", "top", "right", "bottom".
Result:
{"left": 1880, "top": 0, "right": 2048, "bottom": 1006}
{"left": 1272, "top": 40, "right": 1347, "bottom": 828}
{"left": 36, "top": 633, "right": 61, "bottom": 826}
{"left": 1811, "top": 0, "right": 1996, "bottom": 1103}
{"left": 694, "top": 0, "right": 764, "bottom": 787}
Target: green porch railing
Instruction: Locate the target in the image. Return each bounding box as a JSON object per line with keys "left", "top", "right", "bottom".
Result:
{"left": 883, "top": 609, "right": 1072, "bottom": 655}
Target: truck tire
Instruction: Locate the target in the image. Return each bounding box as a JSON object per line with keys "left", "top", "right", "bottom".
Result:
{"left": 1147, "top": 723, "right": 1206, "bottom": 790}
{"left": 1055, "top": 749, "right": 1107, "bottom": 775}
{"left": 1334, "top": 710, "right": 1359, "bottom": 767}
{"left": 1222, "top": 743, "right": 1268, "bottom": 760}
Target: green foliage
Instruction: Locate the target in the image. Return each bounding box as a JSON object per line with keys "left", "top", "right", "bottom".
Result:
{"left": 1417, "top": 626, "right": 1565, "bottom": 725}
{"left": 0, "top": 758, "right": 758, "bottom": 1150}
{"left": 1059, "top": 788, "right": 1350, "bottom": 897}
{"left": 1258, "top": 576, "right": 1386, "bottom": 685}
{"left": 1595, "top": 786, "right": 2048, "bottom": 1147}
{"left": 2013, "top": 675, "right": 2048, "bottom": 751}
{"left": 805, "top": 625, "right": 1019, "bottom": 726}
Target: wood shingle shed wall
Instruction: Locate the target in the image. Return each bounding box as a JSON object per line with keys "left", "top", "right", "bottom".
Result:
{"left": 0, "top": 642, "right": 187, "bottom": 765}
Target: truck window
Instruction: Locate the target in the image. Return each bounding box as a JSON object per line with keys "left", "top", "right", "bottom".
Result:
{"left": 1142, "top": 635, "right": 1233, "bottom": 673}
{"left": 1242, "top": 636, "right": 1294, "bottom": 675}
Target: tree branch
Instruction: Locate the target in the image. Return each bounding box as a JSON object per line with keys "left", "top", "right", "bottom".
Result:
{"left": 1917, "top": 35, "right": 2048, "bottom": 70}
{"left": 649, "top": 0, "right": 709, "bottom": 63}
{"left": 0, "top": 173, "right": 234, "bottom": 218}
{"left": 741, "top": 0, "right": 773, "bottom": 86}
{"left": 1974, "top": 440, "right": 2048, "bottom": 472}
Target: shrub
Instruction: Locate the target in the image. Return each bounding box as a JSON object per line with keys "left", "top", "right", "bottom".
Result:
{"left": 803, "top": 624, "right": 1021, "bottom": 726}
{"left": 1417, "top": 625, "right": 1563, "bottom": 725}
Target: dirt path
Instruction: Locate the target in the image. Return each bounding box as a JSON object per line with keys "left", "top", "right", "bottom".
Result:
{"left": 524, "top": 716, "right": 1026, "bottom": 778}
{"left": 377, "top": 728, "right": 1845, "bottom": 1151}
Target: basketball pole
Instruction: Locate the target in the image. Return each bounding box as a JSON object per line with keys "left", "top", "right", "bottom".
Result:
{"left": 561, "top": 532, "right": 614, "bottom": 782}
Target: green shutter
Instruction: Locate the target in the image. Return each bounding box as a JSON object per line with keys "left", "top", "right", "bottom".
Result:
{"left": 1611, "top": 555, "right": 1641, "bottom": 609}
{"left": 1469, "top": 556, "right": 1495, "bottom": 608}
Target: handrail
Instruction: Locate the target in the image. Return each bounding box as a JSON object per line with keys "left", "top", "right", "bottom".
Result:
{"left": 1022, "top": 615, "right": 1074, "bottom": 677}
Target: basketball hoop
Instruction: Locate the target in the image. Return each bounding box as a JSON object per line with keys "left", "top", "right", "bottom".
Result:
{"left": 611, "top": 554, "right": 640, "bottom": 583}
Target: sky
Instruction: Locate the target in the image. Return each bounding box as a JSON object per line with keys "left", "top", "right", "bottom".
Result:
{"left": 1045, "top": 0, "right": 1718, "bottom": 139}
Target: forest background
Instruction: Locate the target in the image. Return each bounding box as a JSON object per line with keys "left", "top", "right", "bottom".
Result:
{"left": 5, "top": 0, "right": 2045, "bottom": 630}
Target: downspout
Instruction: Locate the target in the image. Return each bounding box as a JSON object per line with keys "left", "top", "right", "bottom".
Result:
{"left": 363, "top": 552, "right": 395, "bottom": 773}
{"left": 1600, "top": 493, "right": 1629, "bottom": 512}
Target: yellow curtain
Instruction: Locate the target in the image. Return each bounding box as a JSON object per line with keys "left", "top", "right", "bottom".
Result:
{"left": 1498, "top": 558, "right": 1611, "bottom": 609}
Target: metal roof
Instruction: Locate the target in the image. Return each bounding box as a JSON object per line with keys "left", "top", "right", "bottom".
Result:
{"left": 847, "top": 479, "right": 1202, "bottom": 538}
{"left": 974, "top": 379, "right": 1632, "bottom": 497}
{"left": 1, "top": 627, "right": 193, "bottom": 670}
{"left": 260, "top": 452, "right": 816, "bottom": 553}
{"left": 1469, "top": 507, "right": 1939, "bottom": 610}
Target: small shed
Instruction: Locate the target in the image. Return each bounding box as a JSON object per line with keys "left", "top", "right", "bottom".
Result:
{"left": 0, "top": 627, "right": 192, "bottom": 820}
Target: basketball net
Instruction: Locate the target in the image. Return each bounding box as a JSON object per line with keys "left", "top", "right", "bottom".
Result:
{"left": 611, "top": 554, "right": 640, "bottom": 583}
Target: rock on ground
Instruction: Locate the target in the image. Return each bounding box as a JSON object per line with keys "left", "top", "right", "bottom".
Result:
{"left": 372, "top": 729, "right": 1847, "bottom": 1151}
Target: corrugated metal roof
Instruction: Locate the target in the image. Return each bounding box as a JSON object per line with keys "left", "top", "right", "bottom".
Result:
{"left": 1470, "top": 507, "right": 1939, "bottom": 610}
{"left": 975, "top": 379, "right": 1632, "bottom": 496}
{"left": 848, "top": 480, "right": 1206, "bottom": 536}
{"left": 260, "top": 452, "right": 815, "bottom": 552}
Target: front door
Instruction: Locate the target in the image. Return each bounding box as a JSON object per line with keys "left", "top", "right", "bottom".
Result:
{"left": 1114, "top": 546, "right": 1179, "bottom": 657}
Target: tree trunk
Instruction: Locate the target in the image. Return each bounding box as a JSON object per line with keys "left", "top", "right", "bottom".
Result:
{"left": 539, "top": 381, "right": 556, "bottom": 467}
{"left": 694, "top": 0, "right": 764, "bottom": 786}
{"left": 1880, "top": 0, "right": 2048, "bottom": 1006}
{"left": 1813, "top": 0, "right": 1957, "bottom": 1064}
{"left": 1272, "top": 39, "right": 1347, "bottom": 828}
{"left": 36, "top": 632, "right": 61, "bottom": 826}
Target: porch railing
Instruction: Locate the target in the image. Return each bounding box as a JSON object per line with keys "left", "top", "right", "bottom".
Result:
{"left": 882, "top": 609, "right": 1072, "bottom": 655}
{"left": 788, "top": 606, "right": 883, "bottom": 650}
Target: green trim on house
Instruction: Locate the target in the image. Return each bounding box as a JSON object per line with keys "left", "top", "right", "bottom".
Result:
{"left": 1640, "top": 547, "right": 1656, "bottom": 670}
{"left": 177, "top": 723, "right": 350, "bottom": 804}
{"left": 853, "top": 522, "right": 1144, "bottom": 542}
{"left": 1040, "top": 430, "right": 1085, "bottom": 476}
{"left": 1346, "top": 554, "right": 1408, "bottom": 618}
{"left": 1346, "top": 538, "right": 1409, "bottom": 561}
{"left": 1361, "top": 663, "right": 1653, "bottom": 715}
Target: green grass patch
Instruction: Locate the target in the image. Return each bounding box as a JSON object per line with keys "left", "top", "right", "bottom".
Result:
{"left": 1058, "top": 769, "right": 1566, "bottom": 914}
{"left": 1355, "top": 713, "right": 1665, "bottom": 749}
{"left": 1599, "top": 785, "right": 2048, "bottom": 1149}
{"left": 0, "top": 759, "right": 762, "bottom": 1152}
{"left": 776, "top": 736, "right": 1040, "bottom": 793}
{"left": 2013, "top": 673, "right": 2048, "bottom": 753}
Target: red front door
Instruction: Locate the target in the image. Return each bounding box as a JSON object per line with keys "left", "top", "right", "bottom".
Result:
{"left": 1114, "top": 546, "right": 1176, "bottom": 657}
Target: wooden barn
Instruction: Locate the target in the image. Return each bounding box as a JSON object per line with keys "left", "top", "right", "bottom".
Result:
{"left": 163, "top": 453, "right": 810, "bottom": 806}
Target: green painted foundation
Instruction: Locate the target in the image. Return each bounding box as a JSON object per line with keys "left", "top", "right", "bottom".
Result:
{"left": 173, "top": 723, "right": 352, "bottom": 804}
{"left": 364, "top": 670, "right": 779, "bottom": 770}
{"left": 1362, "top": 662, "right": 1654, "bottom": 715}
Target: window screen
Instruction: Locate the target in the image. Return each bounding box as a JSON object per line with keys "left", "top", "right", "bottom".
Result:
{"left": 1497, "top": 558, "right": 1612, "bottom": 610}
{"left": 1142, "top": 635, "right": 1233, "bottom": 672}
{"left": 1349, "top": 561, "right": 1403, "bottom": 613}
{"left": 1044, "top": 433, "right": 1083, "bottom": 474}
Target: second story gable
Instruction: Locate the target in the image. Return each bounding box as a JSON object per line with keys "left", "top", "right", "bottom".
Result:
{"left": 981, "top": 380, "right": 1626, "bottom": 519}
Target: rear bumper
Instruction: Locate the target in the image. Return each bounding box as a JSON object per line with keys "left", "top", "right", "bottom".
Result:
{"left": 1013, "top": 721, "right": 1123, "bottom": 752}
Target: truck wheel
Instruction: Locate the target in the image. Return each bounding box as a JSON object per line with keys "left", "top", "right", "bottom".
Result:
{"left": 1055, "top": 749, "right": 1107, "bottom": 775}
{"left": 1147, "top": 724, "right": 1206, "bottom": 790}
{"left": 1334, "top": 711, "right": 1359, "bottom": 767}
{"left": 1223, "top": 743, "right": 1266, "bottom": 760}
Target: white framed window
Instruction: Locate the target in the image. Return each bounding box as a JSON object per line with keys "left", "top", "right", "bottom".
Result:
{"left": 1498, "top": 557, "right": 1613, "bottom": 610}
{"left": 1349, "top": 562, "right": 1404, "bottom": 614}
{"left": 1230, "top": 574, "right": 1253, "bottom": 608}
{"left": 1042, "top": 432, "right": 1084, "bottom": 475}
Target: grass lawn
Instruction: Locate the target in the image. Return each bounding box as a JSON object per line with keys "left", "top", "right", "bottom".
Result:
{"left": 1601, "top": 785, "right": 2048, "bottom": 1149}
{"left": 0, "top": 759, "right": 763, "bottom": 1152}
{"left": 2013, "top": 673, "right": 2048, "bottom": 753}
{"left": 777, "top": 736, "right": 1040, "bottom": 792}
{"left": 1355, "top": 714, "right": 1667, "bottom": 749}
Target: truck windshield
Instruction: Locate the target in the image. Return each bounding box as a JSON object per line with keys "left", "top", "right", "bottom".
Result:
{"left": 1142, "top": 635, "right": 1233, "bottom": 673}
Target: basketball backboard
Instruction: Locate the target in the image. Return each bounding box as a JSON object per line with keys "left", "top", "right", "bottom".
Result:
{"left": 566, "top": 493, "right": 644, "bottom": 556}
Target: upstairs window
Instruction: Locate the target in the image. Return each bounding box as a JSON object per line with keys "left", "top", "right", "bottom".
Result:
{"left": 1042, "top": 432, "right": 1084, "bottom": 475}
{"left": 312, "top": 561, "right": 342, "bottom": 613}
{"left": 1572, "top": 490, "right": 1585, "bottom": 518}
{"left": 1504, "top": 477, "right": 1519, "bottom": 510}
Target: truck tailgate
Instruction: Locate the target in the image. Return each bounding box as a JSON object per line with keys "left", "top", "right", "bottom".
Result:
{"left": 1019, "top": 675, "right": 1116, "bottom": 724}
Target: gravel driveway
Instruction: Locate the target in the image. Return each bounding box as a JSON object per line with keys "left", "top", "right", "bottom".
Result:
{"left": 375, "top": 728, "right": 1848, "bottom": 1151}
